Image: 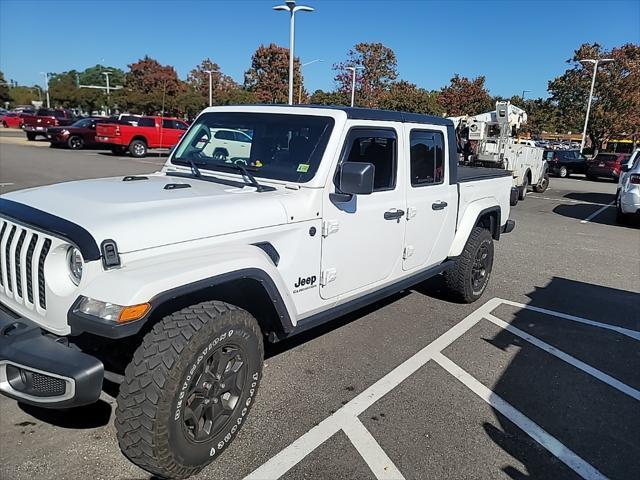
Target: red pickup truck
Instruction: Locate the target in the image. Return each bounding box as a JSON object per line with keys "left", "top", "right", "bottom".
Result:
{"left": 23, "top": 108, "right": 75, "bottom": 140}
{"left": 96, "top": 116, "right": 189, "bottom": 157}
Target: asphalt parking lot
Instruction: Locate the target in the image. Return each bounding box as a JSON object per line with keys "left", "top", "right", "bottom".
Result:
{"left": 0, "top": 128, "right": 638, "bottom": 480}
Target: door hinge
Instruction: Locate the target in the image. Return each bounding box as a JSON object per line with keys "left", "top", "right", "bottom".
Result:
{"left": 322, "top": 220, "right": 339, "bottom": 237}
{"left": 320, "top": 268, "right": 337, "bottom": 286}
{"left": 403, "top": 246, "right": 415, "bottom": 259}
{"left": 407, "top": 206, "right": 417, "bottom": 220}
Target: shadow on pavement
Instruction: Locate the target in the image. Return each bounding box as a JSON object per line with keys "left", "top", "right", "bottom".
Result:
{"left": 563, "top": 192, "right": 615, "bottom": 205}
{"left": 552, "top": 203, "right": 639, "bottom": 228}
{"left": 18, "top": 398, "right": 112, "bottom": 429}
{"left": 482, "top": 277, "right": 640, "bottom": 479}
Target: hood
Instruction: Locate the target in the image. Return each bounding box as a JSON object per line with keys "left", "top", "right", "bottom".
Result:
{"left": 1, "top": 174, "right": 289, "bottom": 254}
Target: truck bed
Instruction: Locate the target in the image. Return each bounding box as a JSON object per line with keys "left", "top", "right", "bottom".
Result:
{"left": 458, "top": 166, "right": 511, "bottom": 182}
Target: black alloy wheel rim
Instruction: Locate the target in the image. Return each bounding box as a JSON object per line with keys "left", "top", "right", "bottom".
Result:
{"left": 471, "top": 244, "right": 490, "bottom": 292}
{"left": 70, "top": 137, "right": 82, "bottom": 149}
{"left": 182, "top": 344, "right": 248, "bottom": 443}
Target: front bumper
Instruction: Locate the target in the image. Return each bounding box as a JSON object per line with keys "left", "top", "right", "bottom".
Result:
{"left": 0, "top": 304, "right": 104, "bottom": 408}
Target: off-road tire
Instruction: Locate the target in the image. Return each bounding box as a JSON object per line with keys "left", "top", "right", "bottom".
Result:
{"left": 26, "top": 132, "right": 36, "bottom": 141}
{"left": 533, "top": 173, "right": 549, "bottom": 193}
{"left": 444, "top": 226, "right": 494, "bottom": 303}
{"left": 129, "top": 139, "right": 148, "bottom": 158}
{"left": 115, "top": 301, "right": 264, "bottom": 479}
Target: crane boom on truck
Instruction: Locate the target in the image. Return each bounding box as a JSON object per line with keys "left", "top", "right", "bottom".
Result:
{"left": 452, "top": 101, "right": 549, "bottom": 204}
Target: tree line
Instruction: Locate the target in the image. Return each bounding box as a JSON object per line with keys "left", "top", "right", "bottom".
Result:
{"left": 1, "top": 41, "right": 637, "bottom": 150}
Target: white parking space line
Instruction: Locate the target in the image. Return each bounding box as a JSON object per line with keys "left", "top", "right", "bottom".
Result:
{"left": 495, "top": 298, "right": 640, "bottom": 341}
{"left": 433, "top": 353, "right": 608, "bottom": 480}
{"left": 343, "top": 418, "right": 406, "bottom": 480}
{"left": 528, "top": 195, "right": 611, "bottom": 207}
{"left": 244, "top": 298, "right": 500, "bottom": 480}
{"left": 246, "top": 296, "right": 620, "bottom": 480}
{"left": 485, "top": 313, "right": 640, "bottom": 401}
{"left": 580, "top": 202, "right": 614, "bottom": 224}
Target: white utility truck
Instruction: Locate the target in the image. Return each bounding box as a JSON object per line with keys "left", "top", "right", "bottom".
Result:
{"left": 457, "top": 101, "right": 548, "bottom": 203}
{"left": 0, "top": 106, "right": 515, "bottom": 479}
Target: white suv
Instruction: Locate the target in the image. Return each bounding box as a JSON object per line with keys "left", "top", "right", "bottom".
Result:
{"left": 202, "top": 128, "right": 252, "bottom": 161}
{"left": 616, "top": 148, "right": 640, "bottom": 223}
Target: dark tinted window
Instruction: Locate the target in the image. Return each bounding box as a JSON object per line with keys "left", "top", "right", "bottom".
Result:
{"left": 342, "top": 129, "right": 397, "bottom": 191}
{"left": 594, "top": 153, "right": 618, "bottom": 162}
{"left": 175, "top": 121, "right": 189, "bottom": 130}
{"left": 162, "top": 119, "right": 174, "bottom": 129}
{"left": 214, "top": 129, "right": 236, "bottom": 140}
{"left": 138, "top": 117, "right": 156, "bottom": 127}
{"left": 234, "top": 131, "right": 251, "bottom": 142}
{"left": 36, "top": 109, "right": 55, "bottom": 116}
{"left": 410, "top": 130, "right": 445, "bottom": 186}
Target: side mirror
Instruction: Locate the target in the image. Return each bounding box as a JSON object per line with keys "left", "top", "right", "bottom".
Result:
{"left": 621, "top": 163, "right": 631, "bottom": 173}
{"left": 338, "top": 162, "right": 375, "bottom": 195}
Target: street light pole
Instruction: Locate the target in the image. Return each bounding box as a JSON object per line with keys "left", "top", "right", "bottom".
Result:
{"left": 299, "top": 59, "right": 323, "bottom": 104}
{"left": 346, "top": 66, "right": 362, "bottom": 107}
{"left": 273, "top": 1, "right": 314, "bottom": 105}
{"left": 102, "top": 71, "right": 112, "bottom": 114}
{"left": 40, "top": 72, "right": 50, "bottom": 108}
{"left": 579, "top": 58, "right": 614, "bottom": 153}
{"left": 521, "top": 89, "right": 530, "bottom": 100}
{"left": 203, "top": 70, "right": 213, "bottom": 106}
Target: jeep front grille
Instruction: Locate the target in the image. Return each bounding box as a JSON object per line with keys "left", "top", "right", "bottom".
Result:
{"left": 0, "top": 219, "right": 53, "bottom": 314}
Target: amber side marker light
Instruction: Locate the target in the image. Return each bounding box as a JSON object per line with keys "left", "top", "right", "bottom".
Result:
{"left": 118, "top": 303, "right": 151, "bottom": 323}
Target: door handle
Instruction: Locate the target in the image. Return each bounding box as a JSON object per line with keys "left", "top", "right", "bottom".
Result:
{"left": 384, "top": 209, "right": 405, "bottom": 220}
{"left": 432, "top": 201, "right": 448, "bottom": 210}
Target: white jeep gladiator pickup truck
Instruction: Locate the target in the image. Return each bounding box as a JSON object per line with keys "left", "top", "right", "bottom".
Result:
{"left": 0, "top": 105, "right": 515, "bottom": 479}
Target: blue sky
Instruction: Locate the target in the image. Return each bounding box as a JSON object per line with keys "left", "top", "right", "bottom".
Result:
{"left": 1, "top": 0, "right": 639, "bottom": 99}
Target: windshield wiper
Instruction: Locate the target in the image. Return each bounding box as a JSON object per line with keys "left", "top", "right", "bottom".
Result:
{"left": 185, "top": 157, "right": 202, "bottom": 177}
{"left": 213, "top": 163, "right": 274, "bottom": 192}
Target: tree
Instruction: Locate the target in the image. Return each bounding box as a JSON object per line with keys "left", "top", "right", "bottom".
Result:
{"left": 244, "top": 44, "right": 303, "bottom": 104}
{"left": 120, "top": 56, "right": 184, "bottom": 114}
{"left": 9, "top": 86, "right": 41, "bottom": 106}
{"left": 334, "top": 42, "right": 398, "bottom": 108}
{"left": 548, "top": 43, "right": 640, "bottom": 150}
{"left": 439, "top": 74, "right": 493, "bottom": 116}
{"left": 378, "top": 81, "right": 442, "bottom": 114}
{"left": 308, "top": 89, "right": 349, "bottom": 106}
{"left": 188, "top": 58, "right": 237, "bottom": 100}
{"left": 78, "top": 64, "right": 125, "bottom": 87}
{"left": 0, "top": 71, "right": 10, "bottom": 104}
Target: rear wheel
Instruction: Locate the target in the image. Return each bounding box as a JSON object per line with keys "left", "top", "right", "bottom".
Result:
{"left": 533, "top": 173, "right": 549, "bottom": 193}
{"left": 616, "top": 196, "right": 629, "bottom": 224}
{"left": 518, "top": 175, "right": 528, "bottom": 201}
{"left": 559, "top": 166, "right": 568, "bottom": 178}
{"left": 116, "top": 301, "right": 263, "bottom": 480}
{"left": 26, "top": 132, "right": 36, "bottom": 141}
{"left": 129, "top": 139, "right": 147, "bottom": 158}
{"left": 67, "top": 135, "right": 84, "bottom": 150}
{"left": 444, "top": 226, "right": 494, "bottom": 303}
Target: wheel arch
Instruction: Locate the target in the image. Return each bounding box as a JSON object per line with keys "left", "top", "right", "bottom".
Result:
{"left": 449, "top": 201, "right": 501, "bottom": 257}
{"left": 129, "top": 135, "right": 148, "bottom": 145}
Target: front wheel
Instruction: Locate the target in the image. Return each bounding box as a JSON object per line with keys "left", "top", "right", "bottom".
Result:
{"left": 518, "top": 175, "right": 529, "bottom": 201}
{"left": 444, "top": 227, "right": 494, "bottom": 303}
{"left": 26, "top": 132, "right": 36, "bottom": 141}
{"left": 67, "top": 135, "right": 84, "bottom": 150}
{"left": 116, "top": 301, "right": 264, "bottom": 480}
{"left": 533, "top": 173, "right": 549, "bottom": 193}
{"left": 559, "top": 166, "right": 569, "bottom": 178}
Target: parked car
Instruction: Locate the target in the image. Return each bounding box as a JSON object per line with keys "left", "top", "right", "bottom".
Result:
{"left": 0, "top": 105, "right": 516, "bottom": 479}
{"left": 95, "top": 116, "right": 189, "bottom": 157}
{"left": 1, "top": 112, "right": 27, "bottom": 129}
{"left": 47, "top": 117, "right": 113, "bottom": 150}
{"left": 202, "top": 128, "right": 253, "bottom": 160}
{"left": 543, "top": 149, "right": 587, "bottom": 177}
{"left": 616, "top": 149, "right": 640, "bottom": 223}
{"left": 23, "top": 108, "right": 76, "bottom": 140}
{"left": 586, "top": 152, "right": 631, "bottom": 181}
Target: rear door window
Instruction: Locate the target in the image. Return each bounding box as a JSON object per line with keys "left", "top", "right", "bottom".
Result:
{"left": 138, "top": 117, "right": 156, "bottom": 127}
{"left": 409, "top": 130, "right": 445, "bottom": 186}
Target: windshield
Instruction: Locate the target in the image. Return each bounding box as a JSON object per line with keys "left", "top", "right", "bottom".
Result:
{"left": 172, "top": 112, "right": 335, "bottom": 183}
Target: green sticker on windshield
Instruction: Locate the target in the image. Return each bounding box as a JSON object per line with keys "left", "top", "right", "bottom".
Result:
{"left": 297, "top": 164, "right": 310, "bottom": 173}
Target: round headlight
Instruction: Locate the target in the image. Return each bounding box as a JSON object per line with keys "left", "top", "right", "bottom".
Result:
{"left": 67, "top": 247, "right": 83, "bottom": 285}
